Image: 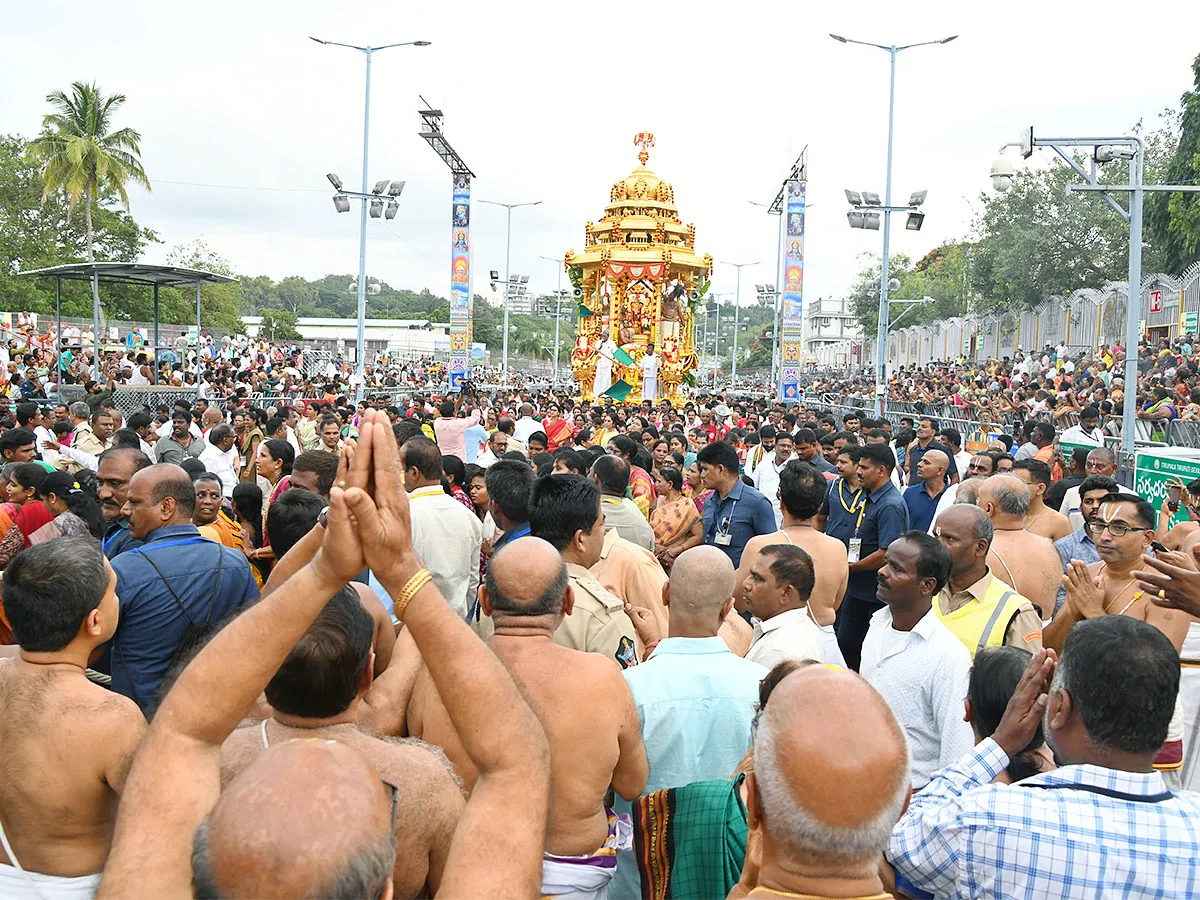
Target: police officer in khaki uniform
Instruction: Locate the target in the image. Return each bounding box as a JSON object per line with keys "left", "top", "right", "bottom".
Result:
{"left": 529, "top": 472, "right": 640, "bottom": 670}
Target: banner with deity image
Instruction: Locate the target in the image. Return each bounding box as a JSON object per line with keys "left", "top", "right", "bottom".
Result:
{"left": 449, "top": 175, "right": 473, "bottom": 389}
{"left": 778, "top": 180, "right": 805, "bottom": 403}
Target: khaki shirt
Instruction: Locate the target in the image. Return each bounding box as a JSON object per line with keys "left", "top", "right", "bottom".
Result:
{"left": 592, "top": 530, "right": 668, "bottom": 637}
{"left": 938, "top": 570, "right": 1044, "bottom": 653}
{"left": 559, "top": 563, "right": 640, "bottom": 669}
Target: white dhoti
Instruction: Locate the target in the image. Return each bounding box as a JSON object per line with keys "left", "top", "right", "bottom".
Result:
{"left": 0, "top": 865, "right": 100, "bottom": 900}
{"left": 640, "top": 356, "right": 659, "bottom": 401}
{"left": 540, "top": 810, "right": 632, "bottom": 900}
{"left": 1177, "top": 623, "right": 1200, "bottom": 791}
{"left": 594, "top": 361, "right": 613, "bottom": 398}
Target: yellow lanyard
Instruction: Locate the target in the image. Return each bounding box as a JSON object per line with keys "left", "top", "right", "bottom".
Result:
{"left": 838, "top": 480, "right": 864, "bottom": 514}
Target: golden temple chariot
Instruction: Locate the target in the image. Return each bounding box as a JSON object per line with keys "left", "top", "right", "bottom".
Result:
{"left": 567, "top": 133, "right": 711, "bottom": 404}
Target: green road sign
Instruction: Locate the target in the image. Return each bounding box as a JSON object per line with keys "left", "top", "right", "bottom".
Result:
{"left": 1134, "top": 448, "right": 1200, "bottom": 526}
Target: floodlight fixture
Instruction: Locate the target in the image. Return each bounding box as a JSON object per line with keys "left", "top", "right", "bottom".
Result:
{"left": 1019, "top": 126, "right": 1034, "bottom": 159}
{"left": 905, "top": 211, "right": 925, "bottom": 231}
{"left": 386, "top": 180, "right": 405, "bottom": 197}
{"left": 333, "top": 194, "right": 351, "bottom": 213}
{"left": 845, "top": 189, "right": 863, "bottom": 206}
{"left": 847, "top": 210, "right": 866, "bottom": 229}
{"left": 384, "top": 200, "right": 399, "bottom": 220}
{"left": 327, "top": 173, "right": 343, "bottom": 190}
{"left": 490, "top": 270, "right": 500, "bottom": 281}
{"left": 372, "top": 180, "right": 389, "bottom": 195}
{"left": 863, "top": 212, "right": 881, "bottom": 230}
{"left": 861, "top": 192, "right": 882, "bottom": 206}
{"left": 369, "top": 198, "right": 384, "bottom": 218}
{"left": 907, "top": 190, "right": 927, "bottom": 207}
{"left": 756, "top": 284, "right": 766, "bottom": 292}
{"left": 766, "top": 283, "right": 776, "bottom": 293}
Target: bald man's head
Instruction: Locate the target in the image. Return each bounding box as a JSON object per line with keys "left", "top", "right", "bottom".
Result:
{"left": 668, "top": 545, "right": 736, "bottom": 620}
{"left": 978, "top": 474, "right": 1030, "bottom": 522}
{"left": 194, "top": 740, "right": 394, "bottom": 898}
{"left": 484, "top": 536, "right": 569, "bottom": 618}
{"left": 124, "top": 463, "right": 196, "bottom": 539}
{"left": 752, "top": 666, "right": 909, "bottom": 870}
{"left": 918, "top": 449, "right": 948, "bottom": 481}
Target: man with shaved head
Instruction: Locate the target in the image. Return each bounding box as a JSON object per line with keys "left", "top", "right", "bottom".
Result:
{"left": 977, "top": 475, "right": 1062, "bottom": 617}
{"left": 100, "top": 409, "right": 552, "bottom": 898}
{"left": 735, "top": 664, "right": 911, "bottom": 899}
{"left": 107, "top": 463, "right": 258, "bottom": 713}
{"left": 933, "top": 505, "right": 1043, "bottom": 658}
{"left": 612, "top": 545, "right": 768, "bottom": 897}
{"left": 903, "top": 448, "right": 949, "bottom": 532}
{"left": 219, "top": 585, "right": 464, "bottom": 896}
{"left": 408, "top": 536, "right": 648, "bottom": 899}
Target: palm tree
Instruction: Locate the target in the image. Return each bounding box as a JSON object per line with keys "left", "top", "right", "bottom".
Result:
{"left": 27, "top": 81, "right": 150, "bottom": 262}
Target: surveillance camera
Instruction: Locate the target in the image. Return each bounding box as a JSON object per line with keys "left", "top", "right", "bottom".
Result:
{"left": 990, "top": 156, "right": 1014, "bottom": 193}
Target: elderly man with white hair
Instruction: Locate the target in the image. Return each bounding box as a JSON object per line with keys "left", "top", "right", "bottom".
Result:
{"left": 728, "top": 662, "right": 912, "bottom": 900}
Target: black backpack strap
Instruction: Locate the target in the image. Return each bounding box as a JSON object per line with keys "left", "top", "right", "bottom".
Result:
{"left": 139, "top": 543, "right": 225, "bottom": 627}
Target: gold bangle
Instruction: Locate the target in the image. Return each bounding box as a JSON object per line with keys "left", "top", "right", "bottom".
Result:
{"left": 393, "top": 569, "right": 433, "bottom": 622}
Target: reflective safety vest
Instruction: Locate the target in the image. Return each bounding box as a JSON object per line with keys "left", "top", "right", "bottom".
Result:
{"left": 934, "top": 577, "right": 1025, "bottom": 659}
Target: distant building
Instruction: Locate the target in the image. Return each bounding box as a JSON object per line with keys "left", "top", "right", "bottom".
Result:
{"left": 805, "top": 297, "right": 862, "bottom": 366}
{"left": 242, "top": 316, "right": 450, "bottom": 362}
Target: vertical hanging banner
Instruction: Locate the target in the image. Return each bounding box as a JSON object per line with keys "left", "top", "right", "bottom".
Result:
{"left": 449, "top": 174, "right": 472, "bottom": 390}
{"left": 778, "top": 180, "right": 806, "bottom": 402}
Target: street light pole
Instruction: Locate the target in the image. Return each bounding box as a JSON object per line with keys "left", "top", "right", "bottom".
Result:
{"left": 310, "top": 36, "right": 430, "bottom": 400}
{"left": 480, "top": 199, "right": 542, "bottom": 381}
{"left": 750, "top": 199, "right": 785, "bottom": 392}
{"left": 722, "top": 261, "right": 759, "bottom": 385}
{"left": 539, "top": 254, "right": 564, "bottom": 386}
{"left": 830, "top": 33, "right": 957, "bottom": 416}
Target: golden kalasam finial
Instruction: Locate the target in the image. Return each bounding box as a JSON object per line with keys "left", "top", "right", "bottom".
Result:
{"left": 634, "top": 131, "right": 655, "bottom": 165}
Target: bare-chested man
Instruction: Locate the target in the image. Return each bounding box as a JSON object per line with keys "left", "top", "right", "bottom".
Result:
{"left": 408, "top": 537, "right": 648, "bottom": 897}
{"left": 99, "top": 410, "right": 551, "bottom": 899}
{"left": 737, "top": 459, "right": 849, "bottom": 665}
{"left": 219, "top": 585, "right": 463, "bottom": 897}
{"left": 1013, "top": 458, "right": 1072, "bottom": 541}
{"left": 0, "top": 537, "right": 145, "bottom": 896}
{"left": 977, "top": 475, "right": 1062, "bottom": 617}
{"left": 1046, "top": 493, "right": 1191, "bottom": 784}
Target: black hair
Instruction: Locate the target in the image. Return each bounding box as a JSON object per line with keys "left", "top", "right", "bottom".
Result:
{"left": 657, "top": 465, "right": 684, "bottom": 492}
{"left": 592, "top": 454, "right": 630, "bottom": 495}
{"left": 937, "top": 427, "right": 963, "bottom": 450}
{"left": 696, "top": 440, "right": 740, "bottom": 474}
{"left": 39, "top": 471, "right": 104, "bottom": 537}
{"left": 778, "top": 461, "right": 828, "bottom": 520}
{"left": 1013, "top": 458, "right": 1053, "bottom": 488}
{"left": 125, "top": 412, "right": 151, "bottom": 433}
{"left": 392, "top": 419, "right": 425, "bottom": 446}
{"left": 1078, "top": 475, "right": 1118, "bottom": 498}
{"left": 439, "top": 399, "right": 455, "bottom": 418}
{"left": 900, "top": 530, "right": 952, "bottom": 594}
{"left": 261, "top": 439, "right": 295, "bottom": 477}
{"left": 9, "top": 461, "right": 49, "bottom": 494}
{"left": 527, "top": 431, "right": 549, "bottom": 450}
{"left": 552, "top": 448, "right": 586, "bottom": 475}
{"left": 179, "top": 457, "right": 207, "bottom": 480}
{"left": 1095, "top": 492, "right": 1155, "bottom": 529}
{"left": 267, "top": 489, "right": 327, "bottom": 560}
{"left": 14, "top": 403, "right": 38, "bottom": 427}
{"left": 442, "top": 453, "right": 467, "bottom": 487}
{"left": 1060, "top": 616, "right": 1179, "bottom": 755}
{"left": 968, "top": 646, "right": 1047, "bottom": 782}
{"left": 502, "top": 450, "right": 529, "bottom": 462}
{"left": 858, "top": 442, "right": 896, "bottom": 474}
{"left": 759, "top": 544, "right": 815, "bottom": 602}
{"left": 401, "top": 437, "right": 442, "bottom": 481}
{"left": 111, "top": 429, "right": 142, "bottom": 450}
{"left": 0, "top": 428, "right": 36, "bottom": 457}
{"left": 1032, "top": 421, "right": 1056, "bottom": 442}
{"left": 265, "top": 415, "right": 286, "bottom": 438}
{"left": 265, "top": 586, "right": 374, "bottom": 719}
{"left": 232, "top": 482, "right": 264, "bottom": 541}
{"left": 2, "top": 537, "right": 108, "bottom": 652}
{"left": 837, "top": 445, "right": 863, "bottom": 465}
{"left": 484, "top": 459, "right": 535, "bottom": 523}
{"left": 528, "top": 474, "right": 601, "bottom": 551}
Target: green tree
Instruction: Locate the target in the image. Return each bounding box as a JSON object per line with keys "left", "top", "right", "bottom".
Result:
{"left": 26, "top": 82, "right": 151, "bottom": 263}
{"left": 0, "top": 133, "right": 158, "bottom": 315}
{"left": 846, "top": 253, "right": 914, "bottom": 335}
{"left": 161, "top": 240, "right": 245, "bottom": 334}
{"left": 1147, "top": 54, "right": 1200, "bottom": 274}
{"left": 259, "top": 308, "right": 301, "bottom": 342}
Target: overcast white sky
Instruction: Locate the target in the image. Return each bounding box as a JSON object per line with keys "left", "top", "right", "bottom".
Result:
{"left": 4, "top": 1, "right": 1200, "bottom": 313}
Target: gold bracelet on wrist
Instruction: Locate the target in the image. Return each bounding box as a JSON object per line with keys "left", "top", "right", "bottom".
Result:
{"left": 393, "top": 569, "right": 433, "bottom": 622}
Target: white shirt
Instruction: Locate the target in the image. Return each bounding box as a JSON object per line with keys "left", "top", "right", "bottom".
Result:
{"left": 927, "top": 483, "right": 959, "bottom": 534}
{"left": 476, "top": 448, "right": 500, "bottom": 469}
{"left": 1059, "top": 424, "right": 1104, "bottom": 446}
{"left": 745, "top": 607, "right": 827, "bottom": 669}
{"left": 377, "top": 485, "right": 482, "bottom": 619}
{"left": 512, "top": 416, "right": 542, "bottom": 444}
{"left": 953, "top": 450, "right": 972, "bottom": 480}
{"left": 751, "top": 453, "right": 795, "bottom": 527}
{"left": 199, "top": 440, "right": 239, "bottom": 499}
{"left": 860, "top": 605, "right": 974, "bottom": 788}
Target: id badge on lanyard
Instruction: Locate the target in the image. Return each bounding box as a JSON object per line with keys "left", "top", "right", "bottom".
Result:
{"left": 847, "top": 538, "right": 862, "bottom": 564}
{"left": 715, "top": 498, "right": 738, "bottom": 547}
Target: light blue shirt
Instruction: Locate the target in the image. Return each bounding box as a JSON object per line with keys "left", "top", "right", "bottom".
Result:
{"left": 611, "top": 636, "right": 767, "bottom": 899}
{"left": 463, "top": 423, "right": 488, "bottom": 464}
